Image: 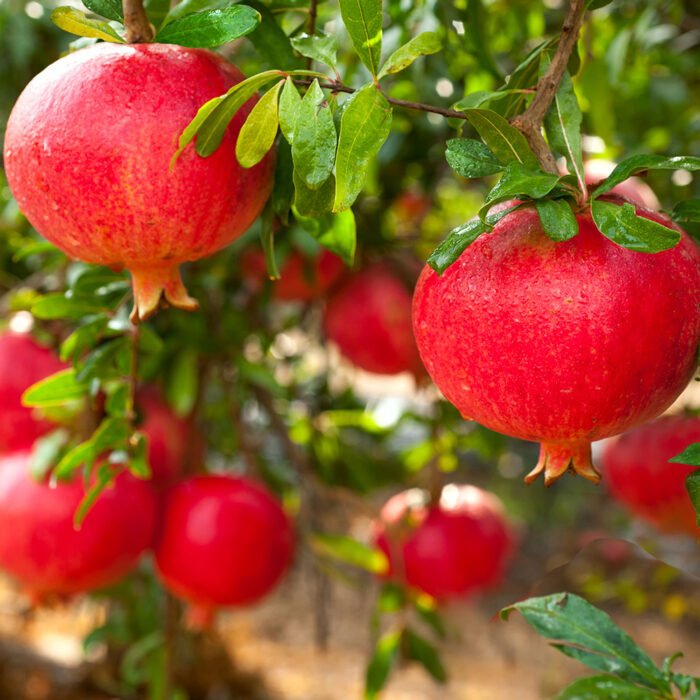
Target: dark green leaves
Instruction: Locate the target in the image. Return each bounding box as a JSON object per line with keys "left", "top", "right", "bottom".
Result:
{"left": 669, "top": 443, "right": 700, "bottom": 466}
{"left": 445, "top": 138, "right": 503, "bottom": 178}
{"left": 236, "top": 79, "right": 283, "bottom": 168}
{"left": 334, "top": 84, "right": 392, "bottom": 211}
{"left": 365, "top": 630, "right": 401, "bottom": 700}
{"left": 685, "top": 470, "right": 700, "bottom": 527}
{"left": 536, "top": 199, "right": 579, "bottom": 242}
{"left": 51, "top": 7, "right": 125, "bottom": 42}
{"left": 484, "top": 163, "right": 560, "bottom": 207}
{"left": 556, "top": 675, "right": 657, "bottom": 699}
{"left": 156, "top": 6, "right": 260, "bottom": 48}
{"left": 404, "top": 629, "right": 447, "bottom": 684}
{"left": 671, "top": 200, "right": 700, "bottom": 226}
{"left": 83, "top": 0, "right": 123, "bottom": 21}
{"left": 591, "top": 200, "right": 680, "bottom": 253}
{"left": 377, "top": 32, "right": 442, "bottom": 79}
{"left": 339, "top": 0, "right": 383, "bottom": 77}
{"left": 290, "top": 33, "right": 338, "bottom": 69}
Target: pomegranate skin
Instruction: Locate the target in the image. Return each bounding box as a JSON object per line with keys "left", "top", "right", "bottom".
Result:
{"left": 4, "top": 43, "right": 274, "bottom": 321}
{"left": 0, "top": 332, "right": 66, "bottom": 454}
{"left": 324, "top": 264, "right": 424, "bottom": 376}
{"left": 154, "top": 475, "right": 295, "bottom": 614}
{"left": 0, "top": 452, "right": 157, "bottom": 597}
{"left": 374, "top": 485, "right": 514, "bottom": 601}
{"left": 413, "top": 205, "right": 700, "bottom": 485}
{"left": 603, "top": 414, "right": 700, "bottom": 535}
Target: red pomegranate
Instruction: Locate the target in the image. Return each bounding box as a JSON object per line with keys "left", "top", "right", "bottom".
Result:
{"left": 4, "top": 43, "right": 274, "bottom": 321}
{"left": 584, "top": 159, "right": 660, "bottom": 210}
{"left": 374, "top": 484, "right": 514, "bottom": 601}
{"left": 0, "top": 451, "right": 156, "bottom": 598}
{"left": 413, "top": 203, "right": 700, "bottom": 485}
{"left": 242, "top": 247, "right": 346, "bottom": 302}
{"left": 154, "top": 475, "right": 295, "bottom": 620}
{"left": 324, "top": 263, "right": 424, "bottom": 376}
{"left": 602, "top": 414, "right": 700, "bottom": 535}
{"left": 0, "top": 332, "right": 66, "bottom": 454}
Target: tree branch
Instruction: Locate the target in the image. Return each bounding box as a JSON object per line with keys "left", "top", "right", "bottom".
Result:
{"left": 123, "top": 0, "right": 155, "bottom": 43}
{"left": 510, "top": 0, "right": 586, "bottom": 173}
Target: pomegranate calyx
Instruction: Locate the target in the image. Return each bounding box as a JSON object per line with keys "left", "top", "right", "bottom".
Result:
{"left": 130, "top": 265, "right": 199, "bottom": 322}
{"left": 525, "top": 441, "right": 601, "bottom": 487}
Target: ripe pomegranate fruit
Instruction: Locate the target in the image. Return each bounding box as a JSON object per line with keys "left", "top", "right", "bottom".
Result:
{"left": 324, "top": 263, "right": 424, "bottom": 376}
{"left": 0, "top": 451, "right": 156, "bottom": 598}
{"left": 0, "top": 331, "right": 66, "bottom": 454}
{"left": 584, "top": 159, "right": 660, "bottom": 210}
{"left": 242, "top": 247, "right": 345, "bottom": 302}
{"left": 154, "top": 475, "right": 295, "bottom": 620}
{"left": 413, "top": 203, "right": 700, "bottom": 485}
{"left": 602, "top": 414, "right": 700, "bottom": 535}
{"left": 374, "top": 484, "right": 514, "bottom": 601}
{"left": 4, "top": 43, "right": 274, "bottom": 321}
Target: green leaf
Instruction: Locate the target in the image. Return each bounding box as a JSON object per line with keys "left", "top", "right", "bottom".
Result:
{"left": 30, "top": 429, "right": 70, "bottom": 481}
{"left": 463, "top": 0, "right": 503, "bottom": 81}
{"left": 144, "top": 0, "right": 170, "bottom": 27}
{"left": 272, "top": 138, "right": 294, "bottom": 223}
{"left": 75, "top": 467, "right": 116, "bottom": 527}
{"left": 685, "top": 470, "right": 700, "bottom": 527}
{"left": 161, "top": 0, "right": 229, "bottom": 26}
{"left": 339, "top": 0, "right": 382, "bottom": 76}
{"left": 245, "top": 1, "right": 302, "bottom": 69}
{"left": 536, "top": 199, "right": 579, "bottom": 242}
{"left": 53, "top": 441, "right": 97, "bottom": 481}
{"left": 292, "top": 79, "right": 337, "bottom": 189}
{"left": 463, "top": 109, "right": 540, "bottom": 169}
{"left": 591, "top": 201, "right": 681, "bottom": 253}
{"left": 23, "top": 369, "right": 87, "bottom": 407}
{"left": 51, "top": 7, "right": 125, "bottom": 42}
{"left": 377, "top": 32, "right": 442, "bottom": 79}
{"left": 82, "top": 0, "right": 123, "bottom": 21}
{"left": 445, "top": 138, "right": 503, "bottom": 178}
{"left": 278, "top": 77, "right": 302, "bottom": 145}
{"left": 377, "top": 583, "right": 405, "bottom": 613}
{"left": 334, "top": 84, "right": 392, "bottom": 211}
{"left": 75, "top": 338, "right": 129, "bottom": 383}
{"left": 290, "top": 33, "right": 338, "bottom": 69}
{"left": 414, "top": 597, "right": 446, "bottom": 639}
{"left": 156, "top": 6, "right": 260, "bottom": 47}
{"left": 311, "top": 533, "right": 388, "bottom": 574}
{"left": 404, "top": 629, "right": 447, "bottom": 684}
{"left": 32, "top": 294, "right": 106, "bottom": 321}
{"left": 365, "top": 629, "right": 401, "bottom": 700}
{"left": 671, "top": 200, "right": 700, "bottom": 226}
{"left": 556, "top": 675, "right": 656, "bottom": 699}
{"left": 543, "top": 68, "right": 585, "bottom": 194}
{"left": 127, "top": 432, "right": 152, "bottom": 479}
{"left": 502, "top": 593, "right": 670, "bottom": 693}
{"left": 484, "top": 163, "right": 560, "bottom": 209}
{"left": 670, "top": 443, "right": 700, "bottom": 466}
{"left": 167, "top": 349, "right": 199, "bottom": 417}
{"left": 590, "top": 155, "right": 700, "bottom": 199}
{"left": 236, "top": 79, "right": 282, "bottom": 168}
{"left": 260, "top": 206, "right": 280, "bottom": 279}
{"left": 296, "top": 210, "right": 356, "bottom": 266}
{"left": 294, "top": 171, "right": 335, "bottom": 217}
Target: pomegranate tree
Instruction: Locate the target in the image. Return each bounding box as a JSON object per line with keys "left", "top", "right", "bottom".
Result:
{"left": 413, "top": 204, "right": 700, "bottom": 485}
{"left": 0, "top": 331, "right": 66, "bottom": 454}
{"left": 154, "top": 475, "right": 295, "bottom": 622}
{"left": 602, "top": 414, "right": 700, "bottom": 536}
{"left": 4, "top": 43, "right": 273, "bottom": 321}
{"left": 0, "top": 451, "right": 156, "bottom": 598}
{"left": 374, "top": 484, "right": 514, "bottom": 601}
{"left": 324, "top": 263, "right": 424, "bottom": 376}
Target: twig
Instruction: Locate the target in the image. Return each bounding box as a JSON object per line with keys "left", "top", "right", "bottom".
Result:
{"left": 510, "top": 0, "right": 586, "bottom": 173}
{"left": 126, "top": 320, "right": 141, "bottom": 427}
{"left": 123, "top": 0, "right": 155, "bottom": 43}
{"left": 306, "top": 0, "right": 319, "bottom": 69}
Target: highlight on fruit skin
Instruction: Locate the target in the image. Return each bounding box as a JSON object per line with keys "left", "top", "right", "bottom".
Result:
{"left": 374, "top": 484, "right": 515, "bottom": 601}
{"left": 602, "top": 413, "right": 700, "bottom": 536}
{"left": 3, "top": 42, "right": 274, "bottom": 322}
{"left": 413, "top": 203, "right": 700, "bottom": 486}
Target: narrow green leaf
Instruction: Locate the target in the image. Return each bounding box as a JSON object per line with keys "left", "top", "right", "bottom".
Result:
{"left": 498, "top": 40, "right": 555, "bottom": 118}
{"left": 236, "top": 79, "right": 282, "bottom": 168}
{"left": 32, "top": 294, "right": 106, "bottom": 321}
{"left": 292, "top": 80, "right": 337, "bottom": 189}
{"left": 414, "top": 597, "right": 447, "bottom": 639}
{"left": 90, "top": 416, "right": 131, "bottom": 455}
{"left": 156, "top": 6, "right": 260, "bottom": 48}
{"left": 536, "top": 199, "right": 579, "bottom": 242}
{"left": 23, "top": 369, "right": 87, "bottom": 407}
{"left": 167, "top": 350, "right": 199, "bottom": 417}
{"left": 339, "top": 0, "right": 383, "bottom": 77}
{"left": 161, "top": 0, "right": 229, "bottom": 27}
{"left": 53, "top": 441, "right": 97, "bottom": 481}
{"left": 377, "top": 583, "right": 405, "bottom": 613}
{"left": 311, "top": 533, "right": 388, "bottom": 574}
{"left": 591, "top": 155, "right": 700, "bottom": 199}
{"left": 279, "top": 77, "right": 302, "bottom": 144}
{"left": 294, "top": 171, "right": 335, "bottom": 217}
{"left": 377, "top": 32, "right": 442, "bottom": 79}
{"left": 556, "top": 675, "right": 656, "bottom": 699}
{"left": 75, "top": 338, "right": 129, "bottom": 382}
{"left": 272, "top": 138, "right": 294, "bottom": 223}
{"left": 127, "top": 432, "right": 152, "bottom": 479}
{"left": 82, "top": 0, "right": 123, "bottom": 21}
{"left": 296, "top": 210, "right": 356, "bottom": 266}
{"left": 334, "top": 84, "right": 392, "bottom": 211}
{"left": 365, "top": 629, "right": 401, "bottom": 700}
{"left": 51, "top": 7, "right": 125, "bottom": 42}
{"left": 30, "top": 429, "right": 70, "bottom": 481}
{"left": 171, "top": 94, "right": 228, "bottom": 165}
{"left": 502, "top": 593, "right": 670, "bottom": 693}
{"left": 671, "top": 200, "right": 700, "bottom": 226}
{"left": 484, "top": 163, "right": 560, "bottom": 208}
{"left": 75, "top": 468, "right": 116, "bottom": 527}
{"left": 290, "top": 33, "right": 338, "bottom": 68}
{"left": 445, "top": 138, "right": 503, "bottom": 178}
{"left": 686, "top": 470, "right": 700, "bottom": 526}
{"left": 260, "top": 206, "right": 280, "bottom": 280}
{"left": 464, "top": 109, "right": 540, "bottom": 169}
{"left": 404, "top": 629, "right": 447, "bottom": 684}
{"left": 591, "top": 200, "right": 681, "bottom": 253}
{"left": 670, "top": 443, "right": 700, "bottom": 466}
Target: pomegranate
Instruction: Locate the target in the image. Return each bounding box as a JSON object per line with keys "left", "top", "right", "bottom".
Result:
{"left": 0, "top": 332, "right": 66, "bottom": 454}
{"left": 584, "top": 159, "right": 660, "bottom": 210}
{"left": 4, "top": 43, "right": 274, "bottom": 321}
{"left": 374, "top": 484, "right": 514, "bottom": 601}
{"left": 154, "top": 475, "right": 295, "bottom": 620}
{"left": 324, "top": 263, "right": 424, "bottom": 376}
{"left": 413, "top": 203, "right": 700, "bottom": 485}
{"left": 602, "top": 414, "right": 700, "bottom": 535}
{"left": 242, "top": 247, "right": 346, "bottom": 302}
{"left": 0, "top": 451, "right": 156, "bottom": 598}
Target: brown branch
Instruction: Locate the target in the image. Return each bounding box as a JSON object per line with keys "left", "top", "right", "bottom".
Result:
{"left": 122, "top": 0, "right": 155, "bottom": 43}
{"left": 308, "top": 0, "right": 318, "bottom": 35}
{"left": 510, "top": 0, "right": 586, "bottom": 173}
